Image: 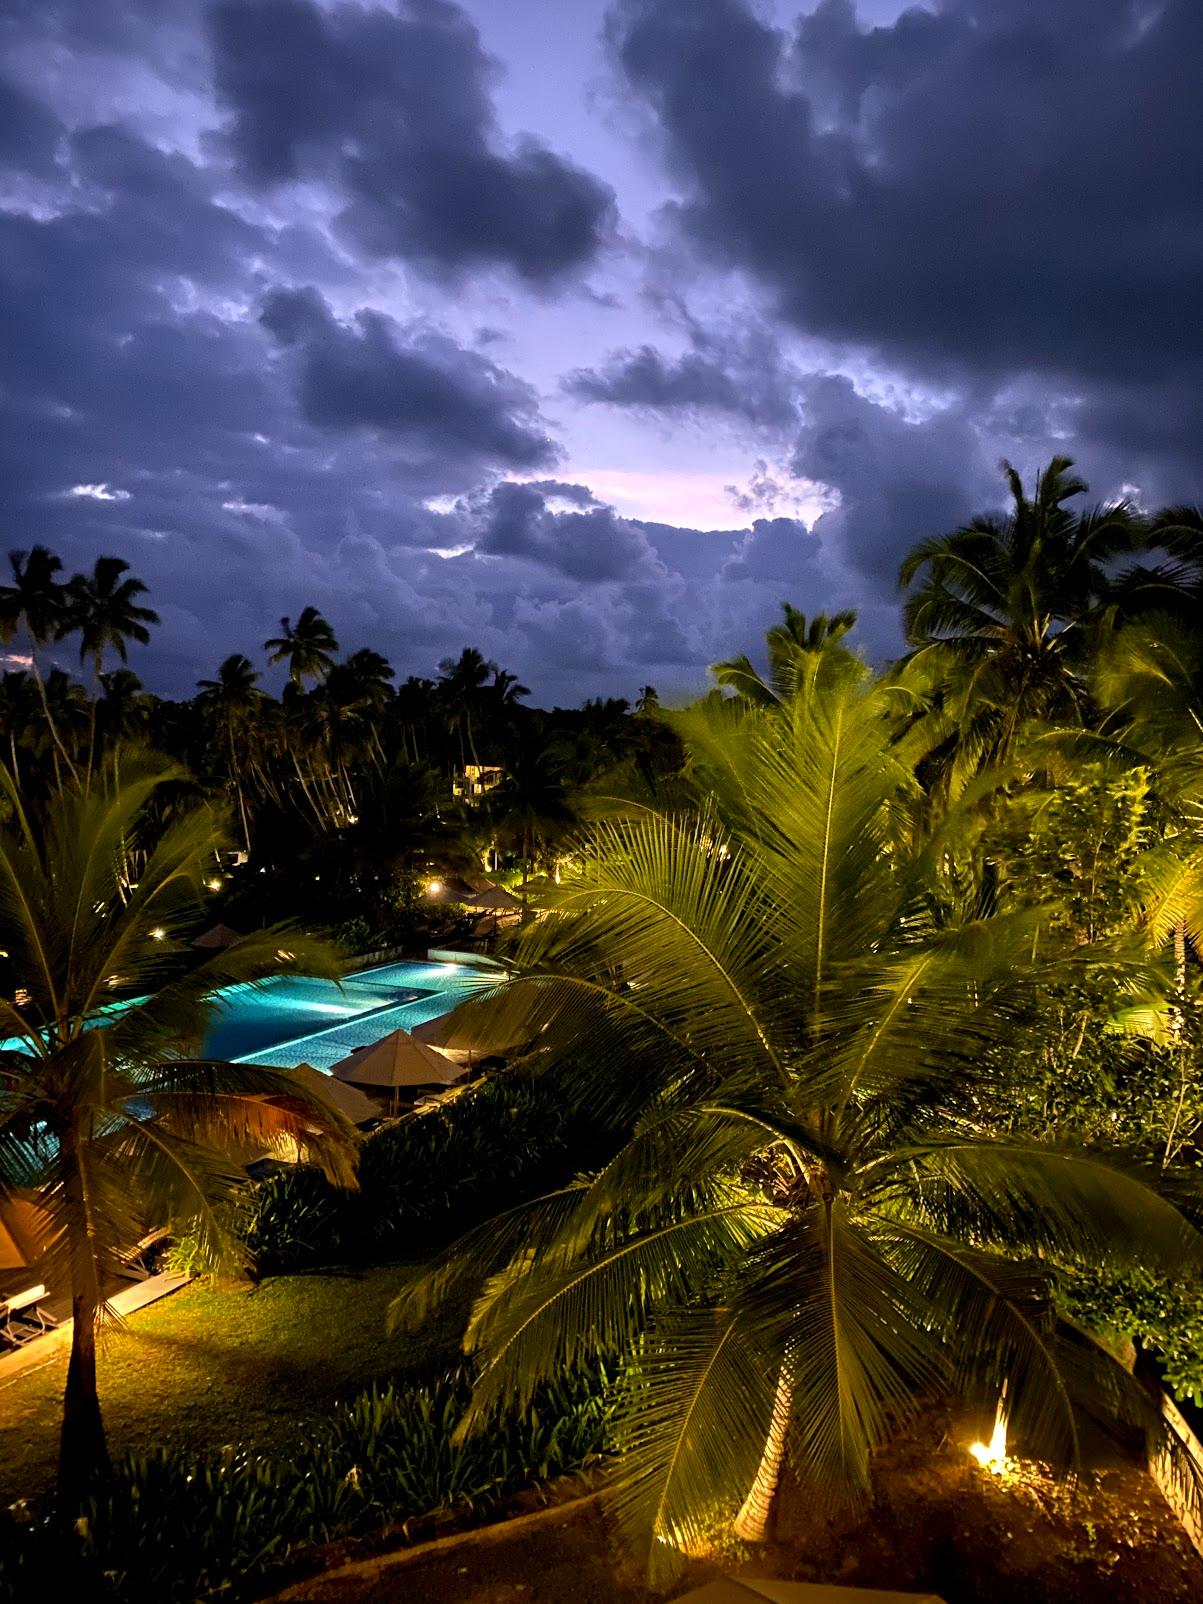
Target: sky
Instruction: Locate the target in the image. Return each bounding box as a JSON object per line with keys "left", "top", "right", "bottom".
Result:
{"left": 1, "top": 0, "right": 1201, "bottom": 703}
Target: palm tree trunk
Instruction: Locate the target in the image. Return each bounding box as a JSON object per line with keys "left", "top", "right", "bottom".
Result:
{"left": 733, "top": 1364, "right": 792, "bottom": 1542}
{"left": 59, "top": 1292, "right": 109, "bottom": 1500}
{"left": 1164, "top": 917, "right": 1191, "bottom": 1164}
{"left": 27, "top": 626, "right": 79, "bottom": 784}
{"left": 58, "top": 1130, "right": 110, "bottom": 1501}
{"left": 85, "top": 648, "right": 103, "bottom": 788}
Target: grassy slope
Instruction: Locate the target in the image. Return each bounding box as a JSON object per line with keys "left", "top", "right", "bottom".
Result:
{"left": 0, "top": 1266, "right": 461, "bottom": 1503}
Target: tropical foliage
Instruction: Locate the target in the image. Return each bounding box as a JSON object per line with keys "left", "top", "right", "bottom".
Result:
{"left": 401, "top": 628, "right": 1203, "bottom": 1578}
{"left": 0, "top": 755, "right": 356, "bottom": 1495}
{"left": 8, "top": 458, "right": 1203, "bottom": 1589}
{"left": 0, "top": 1360, "right": 614, "bottom": 1602}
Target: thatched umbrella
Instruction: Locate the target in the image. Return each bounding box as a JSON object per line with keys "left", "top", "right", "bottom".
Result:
{"left": 330, "top": 1031, "right": 466, "bottom": 1111}
{"left": 277, "top": 1063, "right": 378, "bottom": 1126}
{"left": 192, "top": 923, "right": 244, "bottom": 950}
{"left": 462, "top": 884, "right": 522, "bottom": 913}
{"left": 0, "top": 1194, "right": 51, "bottom": 1272}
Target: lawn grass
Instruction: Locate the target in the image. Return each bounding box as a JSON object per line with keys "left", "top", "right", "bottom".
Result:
{"left": 0, "top": 1264, "right": 463, "bottom": 1504}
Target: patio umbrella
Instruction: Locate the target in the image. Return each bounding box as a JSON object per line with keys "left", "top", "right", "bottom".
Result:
{"left": 462, "top": 884, "right": 522, "bottom": 913}
{"left": 423, "top": 876, "right": 479, "bottom": 904}
{"left": 0, "top": 1195, "right": 51, "bottom": 1272}
{"left": 675, "top": 1582, "right": 945, "bottom": 1603}
{"left": 330, "top": 1030, "right": 466, "bottom": 1091}
{"left": 280, "top": 1063, "right": 378, "bottom": 1126}
{"left": 412, "top": 1007, "right": 523, "bottom": 1057}
{"left": 192, "top": 923, "right": 244, "bottom": 950}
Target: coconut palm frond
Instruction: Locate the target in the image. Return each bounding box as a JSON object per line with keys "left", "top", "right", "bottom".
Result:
{"left": 460, "top": 1199, "right": 785, "bottom": 1427}
{"left": 610, "top": 1305, "right": 779, "bottom": 1586}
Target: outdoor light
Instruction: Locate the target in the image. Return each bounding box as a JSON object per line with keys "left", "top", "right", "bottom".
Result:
{"left": 427, "top": 879, "right": 442, "bottom": 895}
{"left": 969, "top": 1397, "right": 1008, "bottom": 1474}
{"left": 206, "top": 878, "right": 222, "bottom": 892}
{"left": 150, "top": 927, "right": 166, "bottom": 940}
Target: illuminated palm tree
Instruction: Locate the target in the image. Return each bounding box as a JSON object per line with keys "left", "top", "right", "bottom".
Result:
{"left": 402, "top": 677, "right": 1203, "bottom": 1577}
{"left": 897, "top": 459, "right": 1145, "bottom": 780}
{"left": 0, "top": 754, "right": 355, "bottom": 1498}
{"left": 713, "top": 604, "right": 860, "bottom": 705}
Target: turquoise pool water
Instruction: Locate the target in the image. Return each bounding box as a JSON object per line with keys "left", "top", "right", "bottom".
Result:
{"left": 220, "top": 960, "right": 480, "bottom": 1072}
{"left": 0, "top": 960, "right": 480, "bottom": 1075}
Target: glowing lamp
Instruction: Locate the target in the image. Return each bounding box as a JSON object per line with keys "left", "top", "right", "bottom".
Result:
{"left": 427, "top": 879, "right": 442, "bottom": 895}
{"left": 969, "top": 1409, "right": 1008, "bottom": 1474}
{"left": 150, "top": 927, "right": 167, "bottom": 941}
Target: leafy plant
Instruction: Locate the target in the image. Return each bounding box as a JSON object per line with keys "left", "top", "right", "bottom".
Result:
{"left": 0, "top": 1363, "right": 616, "bottom": 1602}
{"left": 398, "top": 677, "right": 1203, "bottom": 1582}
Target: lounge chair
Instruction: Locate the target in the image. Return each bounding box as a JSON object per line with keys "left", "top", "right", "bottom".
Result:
{"left": 0, "top": 1284, "right": 57, "bottom": 1348}
{"left": 114, "top": 1225, "right": 172, "bottom": 1281}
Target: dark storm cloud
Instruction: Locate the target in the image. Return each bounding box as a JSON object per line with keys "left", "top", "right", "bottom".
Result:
{"left": 208, "top": 0, "right": 616, "bottom": 282}
{"left": 260, "top": 287, "right": 558, "bottom": 472}
{"left": 567, "top": 343, "right": 745, "bottom": 412}
{"left": 563, "top": 319, "right": 799, "bottom": 429}
{"left": 721, "top": 516, "right": 819, "bottom": 587}
{"left": 471, "top": 480, "right": 660, "bottom": 581}
{"left": 611, "top": 0, "right": 1203, "bottom": 386}
{"left": 0, "top": 72, "right": 60, "bottom": 171}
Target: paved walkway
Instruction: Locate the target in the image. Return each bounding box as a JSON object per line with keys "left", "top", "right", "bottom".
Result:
{"left": 0, "top": 1271, "right": 191, "bottom": 1386}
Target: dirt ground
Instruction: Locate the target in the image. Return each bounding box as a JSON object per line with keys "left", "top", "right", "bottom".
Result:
{"left": 269, "top": 1414, "right": 1203, "bottom": 1604}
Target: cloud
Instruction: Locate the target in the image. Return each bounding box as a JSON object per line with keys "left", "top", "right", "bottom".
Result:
{"left": 470, "top": 480, "right": 661, "bottom": 581}
{"left": 208, "top": 0, "right": 616, "bottom": 282}
{"left": 792, "top": 374, "right": 994, "bottom": 591}
{"left": 260, "top": 287, "right": 559, "bottom": 475}
{"left": 610, "top": 0, "right": 1203, "bottom": 388}
{"left": 563, "top": 318, "right": 800, "bottom": 429}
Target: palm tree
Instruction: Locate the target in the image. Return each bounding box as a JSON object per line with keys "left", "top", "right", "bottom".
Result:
{"left": 97, "top": 669, "right": 154, "bottom": 746}
{"left": 437, "top": 647, "right": 496, "bottom": 769}
{"left": 0, "top": 671, "right": 41, "bottom": 784}
{"left": 489, "top": 667, "right": 529, "bottom": 714}
{"left": 487, "top": 717, "right": 575, "bottom": 889}
{"left": 400, "top": 676, "right": 1203, "bottom": 1577}
{"left": 897, "top": 459, "right": 1146, "bottom": 774}
{"left": 265, "top": 606, "right": 339, "bottom": 688}
{"left": 62, "top": 557, "right": 159, "bottom": 685}
{"left": 713, "top": 604, "right": 860, "bottom": 705}
{"left": 0, "top": 754, "right": 356, "bottom": 1498}
{"left": 61, "top": 556, "right": 159, "bottom": 777}
{"left": 0, "top": 546, "right": 78, "bottom": 778}
{"left": 195, "top": 655, "right": 267, "bottom": 853}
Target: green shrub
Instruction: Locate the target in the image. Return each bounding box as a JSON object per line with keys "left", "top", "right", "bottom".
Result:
{"left": 0, "top": 1362, "right": 616, "bottom": 1602}
{"left": 1058, "top": 1266, "right": 1203, "bottom": 1407}
{"left": 238, "top": 1069, "right": 599, "bottom": 1275}
{"left": 238, "top": 1167, "right": 345, "bottom": 1273}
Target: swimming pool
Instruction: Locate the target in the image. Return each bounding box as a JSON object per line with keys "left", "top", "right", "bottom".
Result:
{"left": 214, "top": 960, "right": 481, "bottom": 1071}
{"left": 1, "top": 960, "right": 482, "bottom": 1075}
